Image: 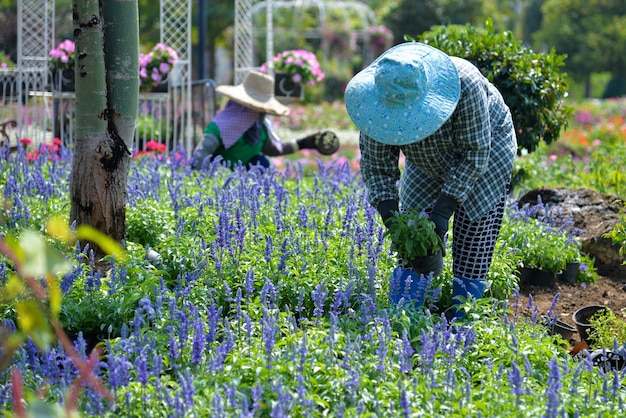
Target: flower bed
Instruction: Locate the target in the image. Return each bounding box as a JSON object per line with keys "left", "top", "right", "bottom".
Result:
{"left": 0, "top": 99, "right": 624, "bottom": 416}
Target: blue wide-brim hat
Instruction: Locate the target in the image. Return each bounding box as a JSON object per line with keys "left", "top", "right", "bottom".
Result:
{"left": 345, "top": 42, "right": 460, "bottom": 145}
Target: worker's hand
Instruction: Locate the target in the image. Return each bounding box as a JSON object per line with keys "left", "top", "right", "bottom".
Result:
{"left": 297, "top": 130, "right": 340, "bottom": 155}
{"left": 377, "top": 199, "right": 399, "bottom": 228}
{"left": 429, "top": 193, "right": 459, "bottom": 242}
{"left": 314, "top": 130, "right": 340, "bottom": 155}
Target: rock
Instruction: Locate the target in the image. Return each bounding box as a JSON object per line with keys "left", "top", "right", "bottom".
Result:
{"left": 517, "top": 187, "right": 625, "bottom": 267}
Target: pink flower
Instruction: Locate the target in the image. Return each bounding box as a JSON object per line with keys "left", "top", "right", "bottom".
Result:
{"left": 159, "top": 62, "right": 170, "bottom": 74}
{"left": 292, "top": 73, "right": 302, "bottom": 84}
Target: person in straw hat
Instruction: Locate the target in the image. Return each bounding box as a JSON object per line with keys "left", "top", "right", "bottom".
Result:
{"left": 345, "top": 42, "right": 517, "bottom": 320}
{"left": 191, "top": 70, "right": 339, "bottom": 170}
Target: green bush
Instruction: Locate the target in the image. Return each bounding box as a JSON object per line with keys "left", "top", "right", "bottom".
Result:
{"left": 416, "top": 19, "right": 572, "bottom": 154}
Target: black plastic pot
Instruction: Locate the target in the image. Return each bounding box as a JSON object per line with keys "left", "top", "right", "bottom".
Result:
{"left": 559, "top": 261, "right": 580, "bottom": 284}
{"left": 542, "top": 316, "right": 577, "bottom": 341}
{"left": 408, "top": 250, "right": 443, "bottom": 279}
{"left": 589, "top": 349, "right": 626, "bottom": 372}
{"left": 518, "top": 267, "right": 557, "bottom": 287}
{"left": 572, "top": 305, "right": 611, "bottom": 346}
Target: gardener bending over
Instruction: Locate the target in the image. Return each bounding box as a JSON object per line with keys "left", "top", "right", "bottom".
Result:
{"left": 191, "top": 70, "right": 339, "bottom": 170}
{"left": 345, "top": 42, "right": 517, "bottom": 320}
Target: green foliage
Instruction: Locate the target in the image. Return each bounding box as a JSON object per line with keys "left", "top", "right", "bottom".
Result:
{"left": 417, "top": 20, "right": 572, "bottom": 153}
{"left": 588, "top": 308, "right": 626, "bottom": 349}
{"left": 134, "top": 116, "right": 166, "bottom": 146}
{"left": 537, "top": 0, "right": 626, "bottom": 87}
{"left": 514, "top": 129, "right": 626, "bottom": 198}
{"left": 604, "top": 201, "right": 626, "bottom": 262}
{"left": 383, "top": 0, "right": 488, "bottom": 45}
{"left": 385, "top": 209, "right": 443, "bottom": 260}
{"left": 59, "top": 249, "right": 161, "bottom": 347}
{"left": 0, "top": 51, "right": 15, "bottom": 69}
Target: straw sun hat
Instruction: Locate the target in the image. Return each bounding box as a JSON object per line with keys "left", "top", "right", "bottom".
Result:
{"left": 216, "top": 70, "right": 290, "bottom": 117}
{"left": 345, "top": 42, "right": 461, "bottom": 145}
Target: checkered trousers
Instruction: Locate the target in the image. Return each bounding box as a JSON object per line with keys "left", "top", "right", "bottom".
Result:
{"left": 451, "top": 192, "right": 507, "bottom": 280}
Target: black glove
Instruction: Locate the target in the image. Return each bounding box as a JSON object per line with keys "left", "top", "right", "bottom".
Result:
{"left": 429, "top": 193, "right": 459, "bottom": 253}
{"left": 429, "top": 193, "right": 458, "bottom": 240}
{"left": 297, "top": 130, "right": 340, "bottom": 155}
{"left": 377, "top": 199, "right": 399, "bottom": 228}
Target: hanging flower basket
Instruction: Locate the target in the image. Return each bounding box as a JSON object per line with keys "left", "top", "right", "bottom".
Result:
{"left": 261, "top": 49, "right": 325, "bottom": 102}
{"left": 274, "top": 72, "right": 304, "bottom": 101}
{"left": 57, "top": 69, "right": 75, "bottom": 92}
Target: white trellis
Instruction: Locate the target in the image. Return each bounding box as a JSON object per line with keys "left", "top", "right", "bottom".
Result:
{"left": 233, "top": 0, "right": 378, "bottom": 81}
{"left": 7, "top": 0, "right": 193, "bottom": 153}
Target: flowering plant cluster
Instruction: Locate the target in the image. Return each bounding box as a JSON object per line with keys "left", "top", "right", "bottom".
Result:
{"left": 261, "top": 49, "right": 325, "bottom": 87}
{"left": 134, "top": 140, "right": 167, "bottom": 159}
{"left": 365, "top": 25, "right": 393, "bottom": 49}
{"left": 17, "top": 137, "right": 63, "bottom": 161}
{"left": 48, "top": 40, "right": 179, "bottom": 91}
{"left": 0, "top": 51, "right": 15, "bottom": 69}
{"left": 385, "top": 208, "right": 443, "bottom": 260}
{"left": 139, "top": 43, "right": 179, "bottom": 91}
{"left": 49, "top": 39, "right": 75, "bottom": 71}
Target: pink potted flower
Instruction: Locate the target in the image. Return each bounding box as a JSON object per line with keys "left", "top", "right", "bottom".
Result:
{"left": 139, "top": 43, "right": 179, "bottom": 92}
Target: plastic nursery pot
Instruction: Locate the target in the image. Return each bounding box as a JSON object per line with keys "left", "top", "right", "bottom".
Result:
{"left": 518, "top": 267, "right": 557, "bottom": 287}
{"left": 559, "top": 261, "right": 580, "bottom": 284}
{"left": 408, "top": 250, "right": 443, "bottom": 279}
{"left": 388, "top": 267, "right": 427, "bottom": 307}
{"left": 542, "top": 316, "right": 577, "bottom": 342}
{"left": 572, "top": 305, "right": 611, "bottom": 346}
{"left": 591, "top": 349, "right": 626, "bottom": 372}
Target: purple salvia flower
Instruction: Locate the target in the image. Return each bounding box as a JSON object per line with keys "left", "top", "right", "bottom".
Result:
{"left": 312, "top": 281, "right": 328, "bottom": 321}
{"left": 296, "top": 373, "right": 314, "bottom": 415}
{"left": 400, "top": 329, "right": 415, "bottom": 374}
{"left": 376, "top": 328, "right": 387, "bottom": 375}
{"left": 135, "top": 348, "right": 149, "bottom": 384}
{"left": 526, "top": 294, "right": 534, "bottom": 311}
{"left": 544, "top": 356, "right": 562, "bottom": 417}
{"left": 508, "top": 361, "right": 525, "bottom": 400}
{"left": 244, "top": 269, "right": 255, "bottom": 299}
{"left": 298, "top": 203, "right": 309, "bottom": 227}
{"left": 277, "top": 238, "right": 289, "bottom": 273}
{"left": 191, "top": 315, "right": 206, "bottom": 365}
{"left": 251, "top": 382, "right": 264, "bottom": 412}
{"left": 262, "top": 306, "right": 278, "bottom": 367}
{"left": 399, "top": 380, "right": 410, "bottom": 418}
{"left": 243, "top": 312, "right": 253, "bottom": 343}
{"left": 272, "top": 377, "right": 293, "bottom": 417}
{"left": 297, "top": 331, "right": 309, "bottom": 372}
{"left": 264, "top": 235, "right": 273, "bottom": 264}
{"left": 211, "top": 393, "right": 226, "bottom": 417}
{"left": 179, "top": 368, "right": 196, "bottom": 413}
{"left": 261, "top": 277, "right": 278, "bottom": 308}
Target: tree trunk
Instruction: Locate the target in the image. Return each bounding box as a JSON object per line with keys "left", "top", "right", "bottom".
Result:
{"left": 70, "top": 0, "right": 139, "bottom": 262}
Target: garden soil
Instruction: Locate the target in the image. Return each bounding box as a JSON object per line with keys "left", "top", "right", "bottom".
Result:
{"left": 514, "top": 263, "right": 626, "bottom": 345}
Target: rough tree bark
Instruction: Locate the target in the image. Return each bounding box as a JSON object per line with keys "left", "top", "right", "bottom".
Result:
{"left": 69, "top": 0, "right": 139, "bottom": 262}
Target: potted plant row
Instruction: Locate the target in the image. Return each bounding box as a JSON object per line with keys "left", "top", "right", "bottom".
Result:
{"left": 500, "top": 215, "right": 582, "bottom": 287}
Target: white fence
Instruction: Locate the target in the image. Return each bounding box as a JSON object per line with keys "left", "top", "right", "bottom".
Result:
{"left": 0, "top": 68, "right": 217, "bottom": 154}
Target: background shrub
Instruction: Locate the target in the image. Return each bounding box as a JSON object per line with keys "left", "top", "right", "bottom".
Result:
{"left": 417, "top": 19, "right": 572, "bottom": 154}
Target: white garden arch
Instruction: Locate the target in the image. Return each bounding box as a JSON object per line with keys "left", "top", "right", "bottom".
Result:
{"left": 9, "top": 0, "right": 193, "bottom": 152}
{"left": 233, "top": 0, "right": 379, "bottom": 83}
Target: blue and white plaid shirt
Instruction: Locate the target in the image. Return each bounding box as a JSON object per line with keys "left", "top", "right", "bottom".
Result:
{"left": 359, "top": 57, "right": 518, "bottom": 222}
